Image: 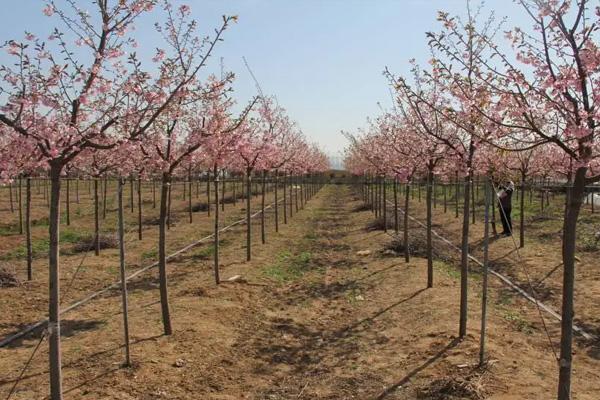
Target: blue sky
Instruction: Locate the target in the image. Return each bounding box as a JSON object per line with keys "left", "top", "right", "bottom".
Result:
{"left": 1, "top": 0, "right": 529, "bottom": 163}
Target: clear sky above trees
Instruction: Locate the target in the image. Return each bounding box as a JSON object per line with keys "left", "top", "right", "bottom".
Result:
{"left": 0, "top": 0, "right": 529, "bottom": 158}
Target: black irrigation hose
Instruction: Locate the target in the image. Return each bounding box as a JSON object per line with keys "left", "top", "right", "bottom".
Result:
{"left": 377, "top": 189, "right": 596, "bottom": 342}
{"left": 0, "top": 193, "right": 300, "bottom": 348}
{"left": 5, "top": 332, "right": 45, "bottom": 400}
{"left": 490, "top": 181, "right": 559, "bottom": 362}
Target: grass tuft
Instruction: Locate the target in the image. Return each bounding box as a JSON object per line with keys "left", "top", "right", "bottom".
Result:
{"left": 262, "top": 251, "right": 312, "bottom": 283}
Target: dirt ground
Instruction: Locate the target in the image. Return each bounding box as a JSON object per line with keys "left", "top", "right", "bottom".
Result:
{"left": 1, "top": 184, "right": 599, "bottom": 399}
{"left": 386, "top": 184, "right": 600, "bottom": 354}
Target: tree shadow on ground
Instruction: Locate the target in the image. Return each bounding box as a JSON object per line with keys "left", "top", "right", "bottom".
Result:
{"left": 373, "top": 337, "right": 461, "bottom": 400}
{"left": 573, "top": 320, "right": 600, "bottom": 360}
{"left": 0, "top": 334, "right": 162, "bottom": 388}
{"left": 278, "top": 280, "right": 361, "bottom": 306}
{"left": 1, "top": 319, "right": 105, "bottom": 349}
{"left": 245, "top": 288, "right": 428, "bottom": 375}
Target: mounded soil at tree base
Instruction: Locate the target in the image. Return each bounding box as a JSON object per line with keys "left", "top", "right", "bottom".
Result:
{"left": 1, "top": 185, "right": 599, "bottom": 399}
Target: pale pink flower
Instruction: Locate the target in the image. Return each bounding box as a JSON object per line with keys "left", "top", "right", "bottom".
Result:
{"left": 43, "top": 5, "right": 54, "bottom": 16}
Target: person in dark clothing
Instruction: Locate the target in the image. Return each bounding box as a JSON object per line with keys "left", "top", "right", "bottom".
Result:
{"left": 497, "top": 181, "right": 514, "bottom": 236}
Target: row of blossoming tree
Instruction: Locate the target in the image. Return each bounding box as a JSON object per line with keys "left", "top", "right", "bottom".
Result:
{"left": 0, "top": 1, "right": 328, "bottom": 399}
{"left": 344, "top": 1, "right": 600, "bottom": 398}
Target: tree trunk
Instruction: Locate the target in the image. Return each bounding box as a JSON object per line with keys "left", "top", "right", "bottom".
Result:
{"left": 233, "top": 177, "right": 237, "bottom": 205}
{"left": 393, "top": 179, "right": 399, "bottom": 233}
{"left": 557, "top": 167, "right": 586, "bottom": 400}
{"left": 479, "top": 178, "right": 490, "bottom": 366}
{"left": 188, "top": 172, "right": 193, "bottom": 224}
{"left": 295, "top": 176, "right": 299, "bottom": 213}
{"left": 458, "top": 173, "right": 471, "bottom": 338}
{"left": 48, "top": 162, "right": 64, "bottom": 400}
{"left": 102, "top": 176, "right": 108, "bottom": 220}
{"left": 375, "top": 177, "right": 379, "bottom": 217}
{"left": 246, "top": 169, "right": 252, "bottom": 262}
{"left": 283, "top": 173, "right": 288, "bottom": 224}
{"left": 117, "top": 178, "right": 132, "bottom": 367}
{"left": 382, "top": 177, "right": 387, "bottom": 232}
{"left": 289, "top": 174, "right": 294, "bottom": 219}
{"left": 167, "top": 183, "right": 172, "bottom": 231}
{"left": 65, "top": 178, "right": 70, "bottom": 226}
{"left": 491, "top": 179, "right": 498, "bottom": 236}
{"left": 300, "top": 176, "right": 305, "bottom": 209}
{"left": 221, "top": 170, "right": 226, "bottom": 212}
{"left": 26, "top": 177, "right": 33, "bottom": 281}
{"left": 46, "top": 178, "right": 49, "bottom": 209}
{"left": 471, "top": 176, "right": 476, "bottom": 224}
{"left": 426, "top": 170, "right": 433, "bottom": 288}
{"left": 213, "top": 166, "right": 220, "bottom": 284}
{"left": 75, "top": 178, "right": 79, "bottom": 204}
{"left": 158, "top": 173, "right": 173, "bottom": 335}
{"left": 152, "top": 179, "right": 156, "bottom": 209}
{"left": 129, "top": 176, "right": 134, "bottom": 213}
{"left": 372, "top": 176, "right": 376, "bottom": 207}
{"left": 94, "top": 179, "right": 100, "bottom": 256}
{"left": 455, "top": 171, "right": 459, "bottom": 218}
{"left": 9, "top": 181, "right": 14, "bottom": 213}
{"left": 404, "top": 182, "right": 410, "bottom": 263}
{"left": 207, "top": 171, "right": 211, "bottom": 217}
{"left": 443, "top": 183, "right": 447, "bottom": 213}
{"left": 261, "top": 171, "right": 266, "bottom": 244}
{"left": 520, "top": 173, "right": 526, "bottom": 248}
{"left": 274, "top": 171, "right": 279, "bottom": 232}
{"left": 138, "top": 176, "right": 143, "bottom": 241}
{"left": 18, "top": 177, "right": 23, "bottom": 234}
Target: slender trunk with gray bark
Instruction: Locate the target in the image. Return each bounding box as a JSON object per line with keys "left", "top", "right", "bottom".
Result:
{"left": 26, "top": 177, "right": 32, "bottom": 281}
{"left": 213, "top": 166, "right": 220, "bottom": 284}
{"left": 207, "top": 171, "right": 211, "bottom": 217}
{"left": 274, "top": 171, "right": 279, "bottom": 232}
{"left": 221, "top": 170, "right": 226, "bottom": 212}
{"left": 102, "top": 176, "right": 108, "bottom": 220}
{"left": 283, "top": 173, "right": 287, "bottom": 224}
{"left": 18, "top": 177, "right": 23, "bottom": 234}
{"left": 520, "top": 172, "right": 526, "bottom": 248}
{"left": 404, "top": 182, "right": 410, "bottom": 263}
{"left": 188, "top": 172, "right": 193, "bottom": 224}
{"left": 48, "top": 162, "right": 64, "bottom": 400}
{"left": 479, "top": 178, "right": 490, "bottom": 366}
{"left": 557, "top": 167, "right": 586, "bottom": 400}
{"left": 65, "top": 178, "right": 70, "bottom": 226}
{"left": 246, "top": 169, "right": 252, "bottom": 262}
{"left": 458, "top": 173, "right": 472, "bottom": 338}
{"left": 261, "top": 171, "right": 266, "bottom": 244}
{"left": 9, "top": 181, "right": 14, "bottom": 213}
{"left": 382, "top": 177, "right": 387, "bottom": 233}
{"left": 393, "top": 179, "right": 398, "bottom": 233}
{"left": 117, "top": 178, "right": 131, "bottom": 367}
{"left": 138, "top": 176, "right": 143, "bottom": 241}
{"left": 158, "top": 173, "right": 173, "bottom": 335}
{"left": 426, "top": 170, "right": 433, "bottom": 288}
{"left": 94, "top": 179, "right": 100, "bottom": 256}
{"left": 129, "top": 176, "right": 134, "bottom": 213}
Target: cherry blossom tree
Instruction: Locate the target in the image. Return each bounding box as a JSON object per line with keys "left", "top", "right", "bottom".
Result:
{"left": 235, "top": 100, "right": 279, "bottom": 262}
{"left": 461, "top": 1, "right": 600, "bottom": 395}
{"left": 0, "top": 1, "right": 237, "bottom": 397}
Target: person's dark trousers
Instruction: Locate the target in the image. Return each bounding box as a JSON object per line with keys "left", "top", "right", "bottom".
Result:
{"left": 499, "top": 206, "right": 512, "bottom": 234}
